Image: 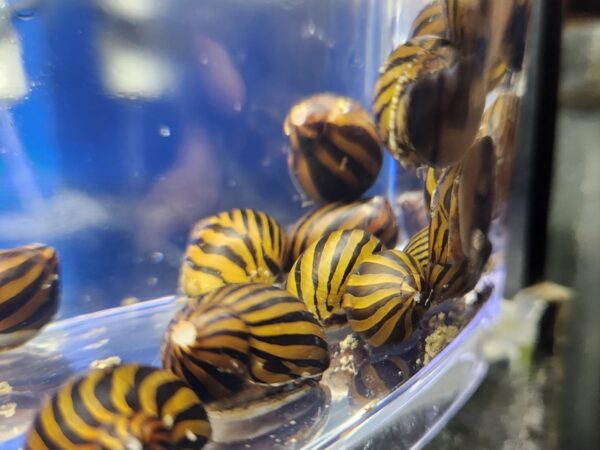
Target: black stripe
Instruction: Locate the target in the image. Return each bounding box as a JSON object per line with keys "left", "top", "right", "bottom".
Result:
{"left": 362, "top": 301, "right": 408, "bottom": 340}
{"left": 348, "top": 281, "right": 417, "bottom": 298}
{"left": 251, "top": 333, "right": 328, "bottom": 349}
{"left": 154, "top": 380, "right": 184, "bottom": 416}
{"left": 34, "top": 416, "right": 60, "bottom": 449}
{"left": 311, "top": 234, "right": 330, "bottom": 317}
{"left": 411, "top": 14, "right": 442, "bottom": 37}
{"left": 0, "top": 255, "right": 41, "bottom": 288}
{"left": 0, "top": 266, "right": 49, "bottom": 319}
{"left": 70, "top": 379, "right": 99, "bottom": 427}
{"left": 325, "top": 233, "right": 351, "bottom": 305}
{"left": 184, "top": 260, "right": 225, "bottom": 281}
{"left": 172, "top": 404, "right": 209, "bottom": 424}
{"left": 348, "top": 292, "right": 409, "bottom": 320}
{"left": 196, "top": 346, "right": 249, "bottom": 363}
{"left": 187, "top": 354, "right": 243, "bottom": 393}
{"left": 2, "top": 282, "right": 58, "bottom": 333}
{"left": 294, "top": 134, "right": 354, "bottom": 201}
{"left": 51, "top": 394, "right": 87, "bottom": 444}
{"left": 236, "top": 295, "right": 298, "bottom": 315}
{"left": 245, "top": 311, "right": 315, "bottom": 327}
{"left": 92, "top": 371, "right": 117, "bottom": 413}
{"left": 337, "top": 125, "right": 383, "bottom": 164}
{"left": 320, "top": 136, "right": 372, "bottom": 179}
{"left": 194, "top": 238, "right": 248, "bottom": 272}
{"left": 239, "top": 210, "right": 260, "bottom": 270}
{"left": 338, "top": 234, "right": 373, "bottom": 296}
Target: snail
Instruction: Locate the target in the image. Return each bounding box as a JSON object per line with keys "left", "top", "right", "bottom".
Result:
{"left": 25, "top": 364, "right": 211, "bottom": 449}
{"left": 0, "top": 243, "right": 60, "bottom": 351}
{"left": 180, "top": 209, "right": 286, "bottom": 297}
{"left": 286, "top": 230, "right": 382, "bottom": 322}
{"left": 284, "top": 94, "right": 383, "bottom": 202}
{"left": 162, "top": 283, "right": 330, "bottom": 403}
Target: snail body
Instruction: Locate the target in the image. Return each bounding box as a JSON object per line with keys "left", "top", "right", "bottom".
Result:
{"left": 0, "top": 243, "right": 60, "bottom": 351}
{"left": 180, "top": 209, "right": 286, "bottom": 296}
{"left": 25, "top": 364, "right": 211, "bottom": 449}
{"left": 286, "top": 230, "right": 382, "bottom": 322}
{"left": 162, "top": 283, "right": 330, "bottom": 403}
{"left": 284, "top": 94, "right": 383, "bottom": 202}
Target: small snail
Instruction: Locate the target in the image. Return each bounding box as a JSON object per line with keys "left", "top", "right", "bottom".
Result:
{"left": 343, "top": 249, "right": 429, "bottom": 348}
{"left": 425, "top": 136, "right": 496, "bottom": 303}
{"left": 287, "top": 196, "right": 398, "bottom": 268}
{"left": 25, "top": 364, "right": 211, "bottom": 449}
{"left": 162, "top": 283, "right": 330, "bottom": 403}
{"left": 0, "top": 243, "right": 60, "bottom": 351}
{"left": 180, "top": 209, "right": 287, "bottom": 296}
{"left": 286, "top": 230, "right": 382, "bottom": 322}
{"left": 373, "top": 35, "right": 484, "bottom": 168}
{"left": 284, "top": 94, "right": 383, "bottom": 202}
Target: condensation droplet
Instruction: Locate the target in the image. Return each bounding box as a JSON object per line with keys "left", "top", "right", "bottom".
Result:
{"left": 233, "top": 101, "right": 243, "bottom": 112}
{"left": 159, "top": 125, "right": 171, "bottom": 137}
{"left": 150, "top": 252, "right": 164, "bottom": 263}
{"left": 147, "top": 277, "right": 158, "bottom": 286}
{"left": 200, "top": 55, "right": 209, "bottom": 65}
{"left": 227, "top": 179, "right": 237, "bottom": 188}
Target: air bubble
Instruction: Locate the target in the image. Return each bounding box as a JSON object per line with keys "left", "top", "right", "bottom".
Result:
{"left": 159, "top": 125, "right": 171, "bottom": 137}
{"left": 150, "top": 252, "right": 164, "bottom": 263}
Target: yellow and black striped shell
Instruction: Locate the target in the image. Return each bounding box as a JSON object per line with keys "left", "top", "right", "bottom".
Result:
{"left": 286, "top": 196, "right": 398, "bottom": 268}
{"left": 25, "top": 364, "right": 211, "bottom": 449}
{"left": 286, "top": 230, "right": 382, "bottom": 322}
{"left": 180, "top": 209, "right": 286, "bottom": 297}
{"left": 409, "top": 1, "right": 512, "bottom": 93}
{"left": 343, "top": 249, "right": 429, "bottom": 348}
{"left": 424, "top": 136, "right": 495, "bottom": 303}
{"left": 408, "top": 1, "right": 447, "bottom": 40}
{"left": 0, "top": 243, "right": 59, "bottom": 351}
{"left": 373, "top": 35, "right": 484, "bottom": 169}
{"left": 284, "top": 94, "right": 384, "bottom": 202}
{"left": 162, "top": 283, "right": 330, "bottom": 403}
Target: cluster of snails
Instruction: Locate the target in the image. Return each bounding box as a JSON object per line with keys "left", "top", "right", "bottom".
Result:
{"left": 0, "top": 1, "right": 529, "bottom": 448}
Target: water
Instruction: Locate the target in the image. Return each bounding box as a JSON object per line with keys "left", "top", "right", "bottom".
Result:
{"left": 0, "top": 0, "right": 400, "bottom": 317}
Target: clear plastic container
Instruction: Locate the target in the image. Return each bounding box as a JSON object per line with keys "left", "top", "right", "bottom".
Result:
{"left": 0, "top": 0, "right": 530, "bottom": 448}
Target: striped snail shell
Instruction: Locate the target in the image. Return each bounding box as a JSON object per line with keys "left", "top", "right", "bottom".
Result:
{"left": 374, "top": 35, "right": 485, "bottom": 168}
{"left": 408, "top": 1, "right": 447, "bottom": 40}
{"left": 0, "top": 243, "right": 60, "bottom": 351}
{"left": 425, "top": 136, "right": 495, "bottom": 303}
{"left": 25, "top": 364, "right": 211, "bottom": 449}
{"left": 286, "top": 196, "right": 398, "bottom": 269}
{"left": 162, "top": 283, "right": 330, "bottom": 403}
{"left": 180, "top": 209, "right": 287, "bottom": 297}
{"left": 343, "top": 249, "right": 429, "bottom": 348}
{"left": 286, "top": 230, "right": 382, "bottom": 322}
{"left": 284, "top": 94, "right": 384, "bottom": 202}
